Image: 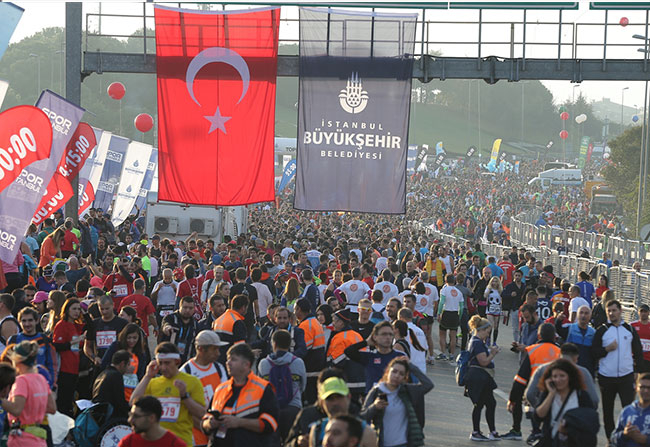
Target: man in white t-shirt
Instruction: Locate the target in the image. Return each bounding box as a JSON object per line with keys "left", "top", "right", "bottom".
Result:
{"left": 375, "top": 251, "right": 389, "bottom": 276}
{"left": 335, "top": 267, "right": 371, "bottom": 312}
{"left": 568, "top": 285, "right": 590, "bottom": 323}
{"left": 438, "top": 246, "right": 454, "bottom": 276}
{"left": 280, "top": 239, "right": 296, "bottom": 261}
{"left": 414, "top": 272, "right": 439, "bottom": 364}
{"left": 398, "top": 307, "right": 428, "bottom": 372}
{"left": 373, "top": 269, "right": 399, "bottom": 305}
{"left": 151, "top": 268, "right": 179, "bottom": 321}
{"left": 437, "top": 274, "right": 464, "bottom": 362}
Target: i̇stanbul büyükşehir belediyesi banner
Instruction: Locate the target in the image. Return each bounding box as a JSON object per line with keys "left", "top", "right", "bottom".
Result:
{"left": 294, "top": 7, "right": 417, "bottom": 214}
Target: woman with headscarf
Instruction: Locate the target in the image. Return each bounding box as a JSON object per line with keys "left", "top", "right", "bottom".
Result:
{"left": 1, "top": 340, "right": 56, "bottom": 447}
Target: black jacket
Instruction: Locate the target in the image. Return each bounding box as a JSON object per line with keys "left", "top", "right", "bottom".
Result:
{"left": 92, "top": 365, "right": 129, "bottom": 420}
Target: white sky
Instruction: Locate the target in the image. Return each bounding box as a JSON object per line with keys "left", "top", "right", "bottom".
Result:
{"left": 9, "top": 0, "right": 650, "bottom": 109}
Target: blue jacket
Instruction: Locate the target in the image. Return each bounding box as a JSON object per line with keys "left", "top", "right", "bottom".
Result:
{"left": 611, "top": 400, "right": 650, "bottom": 446}
{"left": 7, "top": 332, "right": 54, "bottom": 386}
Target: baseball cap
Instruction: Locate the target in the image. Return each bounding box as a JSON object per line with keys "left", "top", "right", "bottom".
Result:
{"left": 640, "top": 304, "right": 650, "bottom": 312}
{"left": 194, "top": 330, "right": 228, "bottom": 346}
{"left": 333, "top": 309, "right": 353, "bottom": 323}
{"left": 32, "top": 291, "right": 48, "bottom": 304}
{"left": 43, "top": 266, "right": 53, "bottom": 277}
{"left": 318, "top": 377, "right": 349, "bottom": 399}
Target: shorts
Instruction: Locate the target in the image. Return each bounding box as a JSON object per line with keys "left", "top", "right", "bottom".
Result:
{"left": 422, "top": 315, "right": 435, "bottom": 325}
{"left": 440, "top": 311, "right": 460, "bottom": 331}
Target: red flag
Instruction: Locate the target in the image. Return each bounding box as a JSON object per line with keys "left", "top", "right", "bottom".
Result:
{"left": 78, "top": 183, "right": 95, "bottom": 216}
{"left": 32, "top": 173, "right": 74, "bottom": 225}
{"left": 154, "top": 5, "right": 279, "bottom": 206}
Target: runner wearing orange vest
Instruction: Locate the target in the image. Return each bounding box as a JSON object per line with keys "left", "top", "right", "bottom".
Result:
{"left": 295, "top": 299, "right": 326, "bottom": 404}
{"left": 181, "top": 331, "right": 228, "bottom": 447}
{"left": 201, "top": 343, "right": 278, "bottom": 446}
{"left": 325, "top": 309, "right": 365, "bottom": 402}
{"left": 503, "top": 323, "right": 560, "bottom": 440}
{"left": 213, "top": 295, "right": 248, "bottom": 363}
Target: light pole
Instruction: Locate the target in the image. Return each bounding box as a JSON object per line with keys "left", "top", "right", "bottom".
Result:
{"left": 55, "top": 50, "right": 64, "bottom": 93}
{"left": 633, "top": 30, "right": 650, "bottom": 236}
{"left": 622, "top": 86, "right": 630, "bottom": 128}
{"left": 29, "top": 53, "right": 41, "bottom": 97}
{"left": 572, "top": 84, "right": 580, "bottom": 104}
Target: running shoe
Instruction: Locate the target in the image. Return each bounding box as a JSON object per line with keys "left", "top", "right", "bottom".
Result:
{"left": 470, "top": 432, "right": 490, "bottom": 442}
{"left": 501, "top": 430, "right": 522, "bottom": 440}
{"left": 435, "top": 353, "right": 447, "bottom": 361}
{"left": 526, "top": 432, "right": 543, "bottom": 445}
{"left": 426, "top": 356, "right": 435, "bottom": 365}
{"left": 488, "top": 431, "right": 502, "bottom": 441}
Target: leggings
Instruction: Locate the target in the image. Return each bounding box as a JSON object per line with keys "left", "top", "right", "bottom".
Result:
{"left": 472, "top": 386, "right": 497, "bottom": 433}
{"left": 57, "top": 372, "right": 78, "bottom": 417}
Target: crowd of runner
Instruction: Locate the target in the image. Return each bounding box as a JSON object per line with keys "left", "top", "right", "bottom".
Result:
{"left": 0, "top": 158, "right": 643, "bottom": 447}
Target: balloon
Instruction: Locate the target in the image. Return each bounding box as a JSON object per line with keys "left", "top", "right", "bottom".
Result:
{"left": 620, "top": 17, "right": 629, "bottom": 27}
{"left": 559, "top": 130, "right": 568, "bottom": 140}
{"left": 560, "top": 112, "right": 569, "bottom": 121}
{"left": 633, "top": 115, "right": 639, "bottom": 122}
{"left": 107, "top": 82, "right": 125, "bottom": 100}
{"left": 575, "top": 114, "right": 587, "bottom": 124}
{"left": 134, "top": 113, "right": 154, "bottom": 133}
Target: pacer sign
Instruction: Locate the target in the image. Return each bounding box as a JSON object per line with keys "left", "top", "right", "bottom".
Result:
{"left": 0, "top": 105, "right": 53, "bottom": 193}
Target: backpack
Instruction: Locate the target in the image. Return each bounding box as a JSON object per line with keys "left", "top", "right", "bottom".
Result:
{"left": 73, "top": 402, "right": 114, "bottom": 447}
{"left": 268, "top": 356, "right": 297, "bottom": 409}
{"left": 370, "top": 306, "right": 386, "bottom": 324}
{"left": 455, "top": 350, "right": 471, "bottom": 386}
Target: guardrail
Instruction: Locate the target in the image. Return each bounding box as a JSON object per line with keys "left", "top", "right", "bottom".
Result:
{"left": 412, "top": 218, "right": 650, "bottom": 323}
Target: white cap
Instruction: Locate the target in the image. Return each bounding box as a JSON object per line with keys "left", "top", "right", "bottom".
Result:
{"left": 195, "top": 330, "right": 228, "bottom": 347}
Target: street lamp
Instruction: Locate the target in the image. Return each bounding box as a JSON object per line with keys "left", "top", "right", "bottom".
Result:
{"left": 622, "top": 86, "right": 629, "bottom": 127}
{"left": 29, "top": 53, "right": 41, "bottom": 97}
{"left": 572, "top": 84, "right": 580, "bottom": 104}
{"left": 633, "top": 32, "right": 650, "bottom": 237}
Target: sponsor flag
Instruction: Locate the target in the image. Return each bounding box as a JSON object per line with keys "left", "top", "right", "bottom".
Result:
{"left": 578, "top": 136, "right": 590, "bottom": 168}
{"left": 514, "top": 160, "right": 520, "bottom": 174}
{"left": 294, "top": 7, "right": 416, "bottom": 214}
{"left": 415, "top": 145, "right": 428, "bottom": 171}
{"left": 93, "top": 134, "right": 129, "bottom": 212}
{"left": 406, "top": 145, "right": 417, "bottom": 174}
{"left": 133, "top": 149, "right": 158, "bottom": 212}
{"left": 466, "top": 146, "right": 476, "bottom": 158}
{"left": 0, "top": 90, "right": 83, "bottom": 263}
{"left": 155, "top": 5, "right": 279, "bottom": 206}
{"left": 500, "top": 151, "right": 507, "bottom": 162}
{"left": 78, "top": 129, "right": 110, "bottom": 216}
{"left": 434, "top": 153, "right": 445, "bottom": 167}
{"left": 32, "top": 122, "right": 97, "bottom": 224}
{"left": 0, "top": 80, "right": 9, "bottom": 108}
{"left": 435, "top": 141, "right": 445, "bottom": 155}
{"left": 0, "top": 3, "right": 23, "bottom": 62}
{"left": 277, "top": 159, "right": 296, "bottom": 194}
{"left": 111, "top": 141, "right": 153, "bottom": 226}
{"left": 0, "top": 105, "right": 53, "bottom": 194}
{"left": 490, "top": 138, "right": 502, "bottom": 164}
{"left": 586, "top": 142, "right": 594, "bottom": 163}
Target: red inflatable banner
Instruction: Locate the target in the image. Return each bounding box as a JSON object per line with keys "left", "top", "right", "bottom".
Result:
{"left": 32, "top": 173, "right": 74, "bottom": 225}
{"left": 154, "top": 5, "right": 279, "bottom": 206}
{"left": 0, "top": 105, "right": 53, "bottom": 193}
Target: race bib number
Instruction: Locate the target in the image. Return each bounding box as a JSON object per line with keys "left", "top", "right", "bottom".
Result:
{"left": 159, "top": 397, "right": 181, "bottom": 423}
{"left": 96, "top": 330, "right": 116, "bottom": 348}
{"left": 123, "top": 373, "right": 138, "bottom": 389}
{"left": 113, "top": 284, "right": 128, "bottom": 297}
{"left": 159, "top": 309, "right": 173, "bottom": 318}
{"left": 642, "top": 339, "right": 650, "bottom": 352}
{"left": 71, "top": 341, "right": 80, "bottom": 352}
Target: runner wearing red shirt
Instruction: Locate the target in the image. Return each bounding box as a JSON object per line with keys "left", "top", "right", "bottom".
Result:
{"left": 632, "top": 304, "right": 650, "bottom": 370}
{"left": 104, "top": 260, "right": 135, "bottom": 307}
{"left": 60, "top": 221, "right": 79, "bottom": 257}
{"left": 176, "top": 265, "right": 204, "bottom": 320}
{"left": 119, "top": 278, "right": 157, "bottom": 336}
{"left": 119, "top": 396, "right": 186, "bottom": 447}
{"left": 497, "top": 255, "right": 515, "bottom": 287}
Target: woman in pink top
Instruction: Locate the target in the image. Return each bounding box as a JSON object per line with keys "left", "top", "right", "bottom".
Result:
{"left": 1, "top": 340, "right": 56, "bottom": 447}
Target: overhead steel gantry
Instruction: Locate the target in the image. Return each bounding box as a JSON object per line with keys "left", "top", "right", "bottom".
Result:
{"left": 80, "top": 1, "right": 650, "bottom": 83}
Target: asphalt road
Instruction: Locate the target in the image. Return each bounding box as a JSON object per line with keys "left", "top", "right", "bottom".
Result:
{"left": 420, "top": 322, "right": 616, "bottom": 446}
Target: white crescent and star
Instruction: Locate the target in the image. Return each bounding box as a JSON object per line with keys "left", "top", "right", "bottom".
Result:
{"left": 185, "top": 47, "right": 250, "bottom": 134}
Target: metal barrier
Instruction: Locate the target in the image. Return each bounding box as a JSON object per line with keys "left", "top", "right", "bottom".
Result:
{"left": 411, "top": 219, "right": 650, "bottom": 321}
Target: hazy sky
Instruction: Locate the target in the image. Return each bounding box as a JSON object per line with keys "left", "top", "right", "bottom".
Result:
{"left": 9, "top": 0, "right": 650, "bottom": 112}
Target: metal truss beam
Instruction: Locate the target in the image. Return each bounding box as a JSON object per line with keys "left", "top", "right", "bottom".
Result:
{"left": 83, "top": 51, "right": 650, "bottom": 83}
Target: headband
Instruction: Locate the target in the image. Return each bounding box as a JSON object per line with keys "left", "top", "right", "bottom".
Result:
{"left": 156, "top": 353, "right": 181, "bottom": 360}
{"left": 477, "top": 322, "right": 491, "bottom": 331}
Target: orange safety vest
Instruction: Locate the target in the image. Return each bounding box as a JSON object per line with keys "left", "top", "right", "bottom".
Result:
{"left": 514, "top": 342, "right": 561, "bottom": 386}
{"left": 213, "top": 309, "right": 245, "bottom": 336}
{"left": 299, "top": 316, "right": 326, "bottom": 350}
{"left": 211, "top": 372, "right": 277, "bottom": 432}
{"left": 327, "top": 329, "right": 363, "bottom": 365}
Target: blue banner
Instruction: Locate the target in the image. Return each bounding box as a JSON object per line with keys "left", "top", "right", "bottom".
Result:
{"left": 0, "top": 3, "right": 23, "bottom": 62}
{"left": 133, "top": 149, "right": 158, "bottom": 212}
{"left": 93, "top": 134, "right": 129, "bottom": 212}
{"left": 0, "top": 90, "right": 83, "bottom": 263}
{"left": 294, "top": 7, "right": 416, "bottom": 214}
{"left": 277, "top": 159, "right": 296, "bottom": 194}
{"left": 435, "top": 141, "right": 445, "bottom": 155}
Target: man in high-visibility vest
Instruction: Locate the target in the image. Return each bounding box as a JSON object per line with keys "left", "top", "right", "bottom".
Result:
{"left": 503, "top": 323, "right": 560, "bottom": 441}
{"left": 295, "top": 298, "right": 326, "bottom": 405}
{"left": 325, "top": 309, "right": 365, "bottom": 403}
{"left": 201, "top": 343, "right": 279, "bottom": 446}
{"left": 213, "top": 294, "right": 248, "bottom": 364}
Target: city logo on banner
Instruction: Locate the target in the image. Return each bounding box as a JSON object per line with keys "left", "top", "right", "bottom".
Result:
{"left": 339, "top": 72, "right": 368, "bottom": 114}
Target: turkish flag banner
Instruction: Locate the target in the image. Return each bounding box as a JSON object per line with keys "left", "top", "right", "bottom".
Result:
{"left": 0, "top": 105, "right": 53, "bottom": 194}
{"left": 155, "top": 5, "right": 279, "bottom": 206}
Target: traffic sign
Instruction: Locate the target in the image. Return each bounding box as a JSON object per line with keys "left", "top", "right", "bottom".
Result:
{"left": 591, "top": 2, "right": 650, "bottom": 10}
